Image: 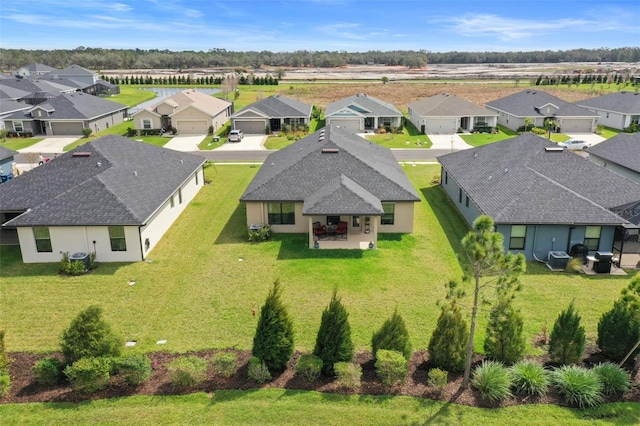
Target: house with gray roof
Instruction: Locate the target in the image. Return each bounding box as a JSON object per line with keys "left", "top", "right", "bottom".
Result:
{"left": 325, "top": 93, "right": 403, "bottom": 133}
{"left": 0, "top": 146, "right": 17, "bottom": 181}
{"left": 0, "top": 99, "right": 30, "bottom": 131}
{"left": 3, "top": 92, "right": 128, "bottom": 136}
{"left": 240, "top": 125, "right": 420, "bottom": 249}
{"left": 0, "top": 135, "right": 205, "bottom": 263}
{"left": 587, "top": 133, "right": 640, "bottom": 184}
{"left": 575, "top": 91, "right": 640, "bottom": 131}
{"left": 438, "top": 133, "right": 640, "bottom": 267}
{"left": 408, "top": 94, "right": 498, "bottom": 134}
{"left": 230, "top": 94, "right": 312, "bottom": 134}
{"left": 485, "top": 89, "right": 598, "bottom": 133}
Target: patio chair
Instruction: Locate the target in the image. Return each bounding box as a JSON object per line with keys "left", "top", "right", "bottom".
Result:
{"left": 313, "top": 222, "right": 326, "bottom": 237}
{"left": 334, "top": 221, "right": 348, "bottom": 238}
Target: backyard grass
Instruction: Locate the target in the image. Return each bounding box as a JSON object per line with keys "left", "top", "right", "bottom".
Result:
{"left": 0, "top": 137, "right": 44, "bottom": 152}
{"left": 1, "top": 390, "right": 638, "bottom": 426}
{"left": 106, "top": 86, "right": 157, "bottom": 107}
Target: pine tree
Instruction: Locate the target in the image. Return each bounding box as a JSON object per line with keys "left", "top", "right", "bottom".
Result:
{"left": 428, "top": 296, "right": 469, "bottom": 373}
{"left": 252, "top": 280, "right": 294, "bottom": 373}
{"left": 60, "top": 305, "right": 122, "bottom": 365}
{"left": 313, "top": 291, "right": 354, "bottom": 375}
{"left": 597, "top": 300, "right": 640, "bottom": 362}
{"left": 484, "top": 296, "right": 526, "bottom": 364}
{"left": 371, "top": 308, "right": 412, "bottom": 361}
{"left": 549, "top": 302, "right": 586, "bottom": 365}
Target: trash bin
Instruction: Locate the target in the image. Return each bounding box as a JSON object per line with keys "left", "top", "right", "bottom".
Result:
{"left": 69, "top": 252, "right": 90, "bottom": 271}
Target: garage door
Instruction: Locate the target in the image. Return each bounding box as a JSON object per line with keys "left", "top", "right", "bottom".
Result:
{"left": 561, "top": 119, "right": 592, "bottom": 133}
{"left": 235, "top": 120, "right": 266, "bottom": 135}
{"left": 51, "top": 122, "right": 84, "bottom": 135}
{"left": 176, "top": 120, "right": 208, "bottom": 134}
{"left": 424, "top": 118, "right": 457, "bottom": 134}
{"left": 328, "top": 118, "right": 361, "bottom": 133}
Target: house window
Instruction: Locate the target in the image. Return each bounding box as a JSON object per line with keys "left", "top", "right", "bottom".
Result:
{"left": 142, "top": 119, "right": 152, "bottom": 130}
{"left": 327, "top": 216, "right": 340, "bottom": 226}
{"left": 109, "top": 226, "right": 127, "bottom": 251}
{"left": 178, "top": 188, "right": 183, "bottom": 204}
{"left": 352, "top": 216, "right": 360, "bottom": 227}
{"left": 444, "top": 171, "right": 448, "bottom": 184}
{"left": 13, "top": 121, "right": 23, "bottom": 132}
{"left": 33, "top": 227, "right": 52, "bottom": 252}
{"left": 465, "top": 195, "right": 470, "bottom": 208}
{"left": 268, "top": 203, "right": 295, "bottom": 225}
{"left": 509, "top": 225, "right": 527, "bottom": 250}
{"left": 195, "top": 171, "right": 199, "bottom": 186}
{"left": 584, "top": 226, "right": 601, "bottom": 251}
{"left": 170, "top": 195, "right": 175, "bottom": 208}
{"left": 458, "top": 188, "right": 463, "bottom": 203}
{"left": 381, "top": 203, "right": 395, "bottom": 225}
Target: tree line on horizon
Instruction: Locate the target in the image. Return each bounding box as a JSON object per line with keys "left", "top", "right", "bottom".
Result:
{"left": 0, "top": 47, "right": 638, "bottom": 71}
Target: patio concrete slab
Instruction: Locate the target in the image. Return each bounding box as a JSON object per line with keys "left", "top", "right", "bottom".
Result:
{"left": 18, "top": 137, "right": 79, "bottom": 154}
{"left": 216, "top": 135, "right": 267, "bottom": 151}
{"left": 163, "top": 135, "right": 206, "bottom": 152}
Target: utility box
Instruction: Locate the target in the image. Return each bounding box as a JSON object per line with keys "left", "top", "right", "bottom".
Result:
{"left": 69, "top": 252, "right": 90, "bottom": 271}
{"left": 548, "top": 251, "right": 570, "bottom": 270}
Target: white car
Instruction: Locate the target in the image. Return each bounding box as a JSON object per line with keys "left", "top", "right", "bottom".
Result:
{"left": 228, "top": 129, "right": 244, "bottom": 142}
{"left": 558, "top": 139, "right": 591, "bottom": 150}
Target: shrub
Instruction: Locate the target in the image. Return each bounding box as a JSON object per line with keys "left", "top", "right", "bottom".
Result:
{"left": 252, "top": 280, "right": 294, "bottom": 373}
{"left": 565, "top": 257, "right": 583, "bottom": 273}
{"left": 0, "top": 371, "right": 10, "bottom": 398}
{"left": 531, "top": 127, "right": 546, "bottom": 135}
{"left": 33, "top": 357, "right": 63, "bottom": 385}
{"left": 82, "top": 128, "right": 92, "bottom": 138}
{"left": 509, "top": 360, "right": 549, "bottom": 397}
{"left": 549, "top": 302, "right": 585, "bottom": 365}
{"left": 471, "top": 360, "right": 512, "bottom": 403}
{"left": 167, "top": 356, "right": 208, "bottom": 386}
{"left": 0, "top": 330, "right": 9, "bottom": 371}
{"left": 247, "top": 357, "right": 272, "bottom": 384}
{"left": 597, "top": 300, "right": 640, "bottom": 362}
{"left": 484, "top": 297, "right": 526, "bottom": 365}
{"left": 248, "top": 225, "right": 272, "bottom": 242}
{"left": 426, "top": 368, "right": 448, "bottom": 396}
{"left": 211, "top": 352, "right": 237, "bottom": 378}
{"left": 592, "top": 362, "right": 632, "bottom": 396}
{"left": 295, "top": 354, "right": 323, "bottom": 382}
{"left": 371, "top": 308, "right": 412, "bottom": 361}
{"left": 313, "top": 291, "right": 354, "bottom": 375}
{"left": 126, "top": 127, "right": 136, "bottom": 137}
{"left": 114, "top": 354, "right": 152, "bottom": 385}
{"left": 333, "top": 362, "right": 362, "bottom": 390}
{"left": 552, "top": 365, "right": 604, "bottom": 409}
{"left": 428, "top": 300, "right": 468, "bottom": 373}
{"left": 374, "top": 349, "right": 408, "bottom": 386}
{"left": 64, "top": 357, "right": 112, "bottom": 392}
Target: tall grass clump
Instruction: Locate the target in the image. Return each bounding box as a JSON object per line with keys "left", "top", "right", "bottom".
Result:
{"left": 592, "top": 363, "right": 632, "bottom": 396}
{"left": 552, "top": 365, "right": 604, "bottom": 409}
{"left": 167, "top": 356, "right": 208, "bottom": 387}
{"left": 509, "top": 360, "right": 549, "bottom": 397}
{"left": 470, "top": 360, "right": 512, "bottom": 403}
{"left": 334, "top": 362, "right": 362, "bottom": 390}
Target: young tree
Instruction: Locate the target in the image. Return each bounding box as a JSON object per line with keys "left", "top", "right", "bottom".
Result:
{"left": 549, "top": 302, "right": 586, "bottom": 365}
{"left": 597, "top": 300, "right": 640, "bottom": 362}
{"left": 313, "top": 290, "right": 354, "bottom": 375}
{"left": 428, "top": 283, "right": 469, "bottom": 373}
{"left": 252, "top": 279, "right": 294, "bottom": 373}
{"left": 60, "top": 305, "right": 122, "bottom": 365}
{"left": 484, "top": 295, "right": 526, "bottom": 364}
{"left": 524, "top": 117, "right": 533, "bottom": 132}
{"left": 371, "top": 308, "right": 412, "bottom": 361}
{"left": 459, "top": 215, "right": 526, "bottom": 388}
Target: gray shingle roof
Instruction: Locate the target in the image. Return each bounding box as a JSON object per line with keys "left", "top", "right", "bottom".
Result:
{"left": 0, "top": 78, "right": 77, "bottom": 95}
{"left": 232, "top": 94, "right": 311, "bottom": 118}
{"left": 325, "top": 93, "right": 402, "bottom": 118}
{"left": 438, "top": 133, "right": 640, "bottom": 225}
{"left": 587, "top": 133, "right": 640, "bottom": 173}
{"left": 240, "top": 126, "right": 419, "bottom": 213}
{"left": 4, "top": 92, "right": 126, "bottom": 121}
{"left": 485, "top": 90, "right": 598, "bottom": 118}
{"left": 408, "top": 94, "right": 498, "bottom": 117}
{"left": 0, "top": 146, "right": 17, "bottom": 162}
{"left": 576, "top": 91, "right": 640, "bottom": 114}
{"left": 0, "top": 135, "right": 205, "bottom": 226}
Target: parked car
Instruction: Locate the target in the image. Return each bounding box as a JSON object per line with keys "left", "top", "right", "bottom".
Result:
{"left": 558, "top": 139, "right": 591, "bottom": 150}
{"left": 228, "top": 129, "right": 244, "bottom": 142}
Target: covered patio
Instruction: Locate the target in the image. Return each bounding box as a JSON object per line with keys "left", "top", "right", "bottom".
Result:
{"left": 611, "top": 200, "right": 640, "bottom": 269}
{"left": 308, "top": 215, "right": 379, "bottom": 250}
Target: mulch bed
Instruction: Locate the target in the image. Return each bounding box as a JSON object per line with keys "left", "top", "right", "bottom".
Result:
{"left": 2, "top": 348, "right": 639, "bottom": 407}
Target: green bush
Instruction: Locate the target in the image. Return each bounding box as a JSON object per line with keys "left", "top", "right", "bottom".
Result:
{"left": 295, "top": 354, "right": 323, "bottom": 382}
{"left": 484, "top": 297, "right": 526, "bottom": 365}
{"left": 592, "top": 362, "right": 632, "bottom": 396}
{"left": 374, "top": 349, "right": 408, "bottom": 386}
{"left": 313, "top": 291, "right": 354, "bottom": 375}
{"left": 552, "top": 365, "right": 604, "bottom": 409}
{"left": 426, "top": 368, "right": 448, "bottom": 396}
{"left": 531, "top": 127, "right": 546, "bottom": 135}
{"left": 371, "top": 308, "right": 412, "bottom": 361}
{"left": 0, "top": 330, "right": 10, "bottom": 371}
{"left": 252, "top": 280, "right": 294, "bottom": 373}
{"left": 471, "top": 360, "right": 512, "bottom": 403}
{"left": 33, "top": 357, "right": 63, "bottom": 385}
{"left": 114, "top": 354, "right": 152, "bottom": 386}
{"left": 82, "top": 128, "right": 92, "bottom": 138}
{"left": 64, "top": 357, "right": 112, "bottom": 392}
{"left": 60, "top": 305, "right": 122, "bottom": 365}
{"left": 597, "top": 300, "right": 640, "bottom": 362}
{"left": 247, "top": 357, "right": 272, "bottom": 384}
{"left": 509, "top": 360, "right": 549, "bottom": 397}
{"left": 0, "top": 371, "right": 10, "bottom": 398}
{"left": 549, "top": 302, "right": 586, "bottom": 365}
{"left": 167, "top": 356, "right": 208, "bottom": 387}
{"left": 211, "top": 352, "right": 237, "bottom": 378}
{"left": 334, "top": 362, "right": 362, "bottom": 390}
{"left": 428, "top": 300, "right": 468, "bottom": 373}
{"left": 248, "top": 225, "right": 272, "bottom": 242}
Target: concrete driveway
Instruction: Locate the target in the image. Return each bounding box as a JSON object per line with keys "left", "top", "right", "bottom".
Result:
{"left": 163, "top": 135, "right": 206, "bottom": 152}
{"left": 427, "top": 134, "right": 473, "bottom": 151}
{"left": 564, "top": 133, "right": 606, "bottom": 146}
{"left": 18, "top": 137, "right": 79, "bottom": 154}
{"left": 216, "top": 135, "right": 267, "bottom": 151}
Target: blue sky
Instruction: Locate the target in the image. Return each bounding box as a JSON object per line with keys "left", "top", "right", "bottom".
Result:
{"left": 1, "top": 0, "right": 638, "bottom": 52}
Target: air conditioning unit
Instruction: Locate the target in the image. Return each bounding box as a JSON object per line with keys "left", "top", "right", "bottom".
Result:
{"left": 548, "top": 251, "right": 570, "bottom": 270}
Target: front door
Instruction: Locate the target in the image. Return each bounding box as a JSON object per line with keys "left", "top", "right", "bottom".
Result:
{"left": 351, "top": 216, "right": 361, "bottom": 231}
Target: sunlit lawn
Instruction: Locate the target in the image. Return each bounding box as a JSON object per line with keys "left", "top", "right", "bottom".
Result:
{"left": 598, "top": 126, "right": 621, "bottom": 139}
{"left": 106, "top": 86, "right": 157, "bottom": 107}
{"left": 365, "top": 121, "right": 432, "bottom": 149}
{"left": 0, "top": 137, "right": 44, "bottom": 152}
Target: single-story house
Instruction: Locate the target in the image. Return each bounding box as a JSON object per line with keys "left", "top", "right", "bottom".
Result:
{"left": 408, "top": 93, "right": 498, "bottom": 134}
{"left": 230, "top": 94, "right": 312, "bottom": 134}
{"left": 14, "top": 63, "right": 58, "bottom": 77}
{"left": 575, "top": 91, "right": 640, "bottom": 131}
{"left": 240, "top": 125, "right": 421, "bottom": 249}
{"left": 325, "top": 93, "right": 403, "bottom": 133}
{"left": 485, "top": 89, "right": 598, "bottom": 133}
{"left": 132, "top": 89, "right": 233, "bottom": 134}
{"left": 0, "top": 146, "right": 17, "bottom": 181}
{"left": 2, "top": 92, "right": 128, "bottom": 136}
{"left": 14, "top": 63, "right": 120, "bottom": 96}
{"left": 0, "top": 135, "right": 205, "bottom": 263}
{"left": 587, "top": 133, "right": 640, "bottom": 184}
{"left": 438, "top": 133, "right": 640, "bottom": 267}
{"left": 0, "top": 99, "right": 31, "bottom": 130}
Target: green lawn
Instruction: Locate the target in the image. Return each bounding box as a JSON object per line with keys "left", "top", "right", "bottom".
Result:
{"left": 1, "top": 390, "right": 638, "bottom": 426}
{"left": 365, "top": 121, "right": 432, "bottom": 149}
{"left": 597, "top": 126, "right": 621, "bottom": 139}
{"left": 107, "top": 86, "right": 157, "bottom": 107}
{"left": 460, "top": 131, "right": 514, "bottom": 147}
{"left": 0, "top": 137, "right": 44, "bottom": 152}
